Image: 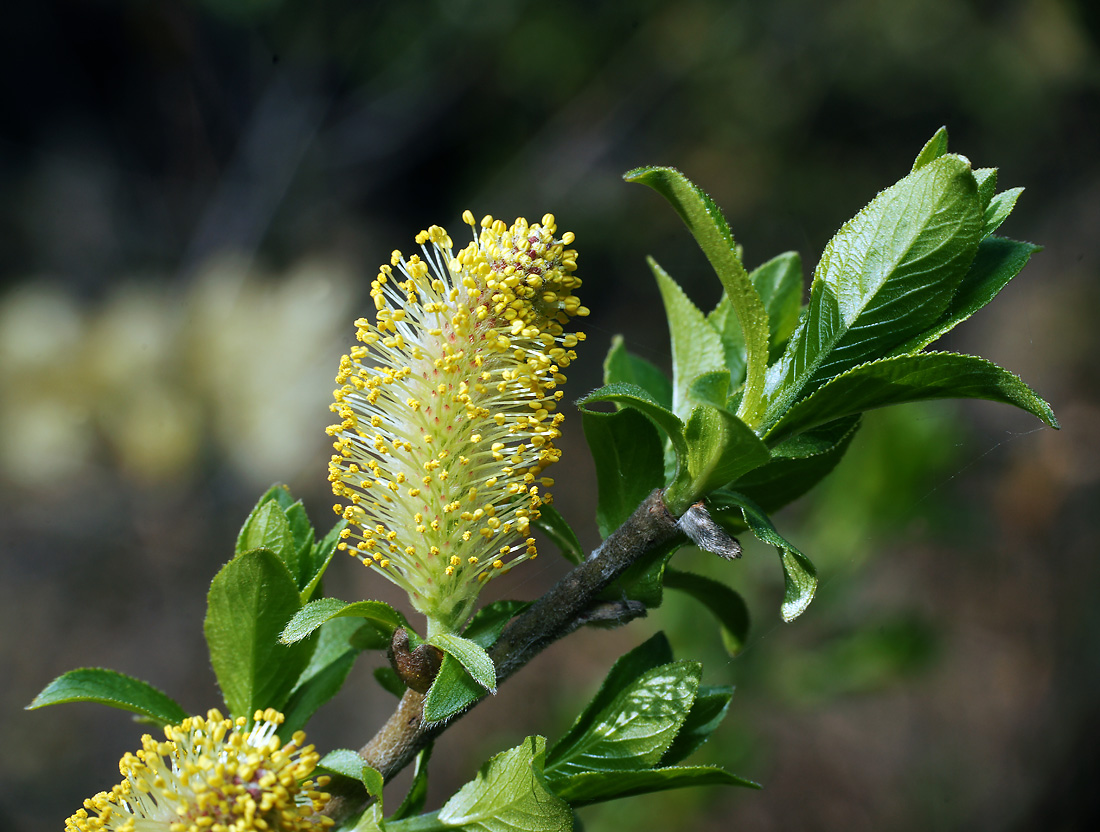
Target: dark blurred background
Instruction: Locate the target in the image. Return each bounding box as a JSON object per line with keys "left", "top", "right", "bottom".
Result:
{"left": 3, "top": 1, "right": 1098, "bottom": 830}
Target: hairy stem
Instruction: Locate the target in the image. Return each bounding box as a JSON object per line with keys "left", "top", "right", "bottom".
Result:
{"left": 322, "top": 489, "right": 680, "bottom": 824}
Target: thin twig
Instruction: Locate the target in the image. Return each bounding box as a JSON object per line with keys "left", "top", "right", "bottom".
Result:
{"left": 322, "top": 489, "right": 681, "bottom": 824}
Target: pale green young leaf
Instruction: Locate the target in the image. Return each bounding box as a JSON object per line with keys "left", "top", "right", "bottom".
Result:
{"left": 284, "top": 500, "right": 315, "bottom": 587}
{"left": 545, "top": 662, "right": 700, "bottom": 779}
{"left": 973, "top": 168, "right": 998, "bottom": 209}
{"left": 887, "top": 237, "right": 1040, "bottom": 355}
{"left": 280, "top": 617, "right": 363, "bottom": 736}
{"left": 603, "top": 334, "right": 673, "bottom": 410}
{"left": 280, "top": 598, "right": 413, "bottom": 645}
{"left": 625, "top": 166, "right": 770, "bottom": 426}
{"left": 436, "top": 736, "right": 571, "bottom": 832}
{"left": 428, "top": 632, "right": 496, "bottom": 693}
{"left": 204, "top": 549, "right": 314, "bottom": 718}
{"left": 671, "top": 404, "right": 770, "bottom": 512}
{"left": 766, "top": 352, "right": 1058, "bottom": 446}
{"left": 663, "top": 569, "right": 750, "bottom": 656}
{"left": 911, "top": 126, "right": 949, "bottom": 171}
{"left": 27, "top": 668, "right": 188, "bottom": 727}
{"left": 582, "top": 406, "right": 665, "bottom": 538}
{"left": 318, "top": 749, "right": 384, "bottom": 798}
{"left": 983, "top": 187, "right": 1023, "bottom": 238}
{"left": 551, "top": 765, "right": 758, "bottom": 806}
{"left": 762, "top": 154, "right": 983, "bottom": 428}
{"left": 708, "top": 491, "right": 817, "bottom": 621}
{"left": 649, "top": 257, "right": 726, "bottom": 423}
{"left": 237, "top": 502, "right": 298, "bottom": 578}
{"left": 423, "top": 654, "right": 484, "bottom": 724}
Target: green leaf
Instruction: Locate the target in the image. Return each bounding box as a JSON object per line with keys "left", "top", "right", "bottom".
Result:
{"left": 983, "top": 187, "right": 1023, "bottom": 238}
{"left": 625, "top": 165, "right": 771, "bottom": 426}
{"left": 548, "top": 633, "right": 674, "bottom": 769}
{"left": 532, "top": 504, "right": 584, "bottom": 565}
{"left": 284, "top": 500, "right": 315, "bottom": 588}
{"left": 318, "top": 749, "right": 384, "bottom": 797}
{"left": 463, "top": 600, "right": 530, "bottom": 649}
{"left": 301, "top": 518, "right": 347, "bottom": 604}
{"left": 423, "top": 654, "right": 486, "bottom": 724}
{"left": 436, "top": 736, "right": 571, "bottom": 832}
{"left": 663, "top": 569, "right": 749, "bottom": 656}
{"left": 204, "top": 549, "right": 314, "bottom": 718}
{"left": 671, "top": 404, "right": 770, "bottom": 512}
{"left": 238, "top": 502, "right": 299, "bottom": 579}
{"left": 26, "top": 668, "right": 188, "bottom": 727}
{"left": 280, "top": 598, "right": 413, "bottom": 645}
{"left": 888, "top": 237, "right": 1040, "bottom": 355}
{"left": 579, "top": 382, "right": 689, "bottom": 495}
{"left": 600, "top": 539, "right": 683, "bottom": 609}
{"left": 281, "top": 617, "right": 364, "bottom": 736}
{"left": 750, "top": 251, "right": 804, "bottom": 358}
{"left": 911, "top": 126, "right": 949, "bottom": 171}
{"left": 550, "top": 765, "right": 758, "bottom": 806}
{"left": 390, "top": 745, "right": 433, "bottom": 821}
{"left": 603, "top": 335, "right": 672, "bottom": 410}
{"left": 973, "top": 168, "right": 998, "bottom": 209}
{"left": 374, "top": 666, "right": 405, "bottom": 697}
{"left": 660, "top": 685, "right": 734, "bottom": 766}
{"left": 730, "top": 416, "right": 861, "bottom": 514}
{"left": 762, "top": 154, "right": 983, "bottom": 427}
{"left": 767, "top": 352, "right": 1058, "bottom": 446}
{"left": 429, "top": 633, "right": 497, "bottom": 693}
{"left": 545, "top": 662, "right": 700, "bottom": 779}
{"left": 708, "top": 491, "right": 817, "bottom": 622}
{"left": 648, "top": 257, "right": 727, "bottom": 423}
{"left": 582, "top": 406, "right": 665, "bottom": 538}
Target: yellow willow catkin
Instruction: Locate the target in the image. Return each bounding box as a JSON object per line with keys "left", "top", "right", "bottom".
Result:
{"left": 66, "top": 709, "right": 331, "bottom": 832}
{"left": 327, "top": 212, "right": 587, "bottom": 632}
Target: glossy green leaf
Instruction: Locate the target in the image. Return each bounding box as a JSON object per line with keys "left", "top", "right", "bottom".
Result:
{"left": 429, "top": 633, "right": 496, "bottom": 693}
{"left": 625, "top": 165, "right": 770, "bottom": 426}
{"left": 603, "top": 334, "right": 673, "bottom": 410}
{"left": 767, "top": 352, "right": 1058, "bottom": 446}
{"left": 762, "top": 154, "right": 983, "bottom": 426}
{"left": 983, "top": 187, "right": 1023, "bottom": 238}
{"left": 663, "top": 569, "right": 750, "bottom": 656}
{"left": 436, "top": 736, "right": 571, "bottom": 832}
{"left": 582, "top": 405, "right": 665, "bottom": 538}
{"left": 548, "top": 633, "right": 674, "bottom": 769}
{"left": 708, "top": 491, "right": 817, "bottom": 621}
{"left": 301, "top": 518, "right": 347, "bottom": 604}
{"left": 204, "top": 549, "right": 314, "bottom": 718}
{"left": 648, "top": 257, "right": 727, "bottom": 422}
{"left": 390, "top": 745, "right": 433, "bottom": 821}
{"left": 237, "top": 502, "right": 299, "bottom": 580}
{"left": 731, "top": 416, "right": 861, "bottom": 515}
{"left": 27, "top": 668, "right": 188, "bottom": 727}
{"left": 888, "top": 237, "right": 1040, "bottom": 355}
{"left": 545, "top": 662, "right": 700, "bottom": 779}
{"left": 532, "top": 504, "right": 584, "bottom": 565}
{"left": 318, "top": 749, "right": 384, "bottom": 797}
{"left": 551, "top": 765, "right": 758, "bottom": 806}
{"left": 660, "top": 685, "right": 734, "bottom": 766}
{"left": 280, "top": 598, "right": 412, "bottom": 645}
{"left": 911, "top": 126, "right": 948, "bottom": 171}
{"left": 463, "top": 600, "right": 530, "bottom": 649}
